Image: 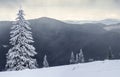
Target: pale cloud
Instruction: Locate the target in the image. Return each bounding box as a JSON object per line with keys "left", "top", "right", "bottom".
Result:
{"left": 0, "top": 0, "right": 120, "bottom": 20}
{"left": 0, "top": 0, "right": 24, "bottom": 7}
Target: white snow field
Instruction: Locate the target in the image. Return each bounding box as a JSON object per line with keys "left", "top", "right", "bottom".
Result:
{"left": 0, "top": 60, "right": 120, "bottom": 77}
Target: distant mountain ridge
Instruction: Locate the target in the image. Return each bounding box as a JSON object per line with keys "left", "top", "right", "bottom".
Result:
{"left": 0, "top": 17, "right": 120, "bottom": 71}
{"left": 64, "top": 19, "right": 120, "bottom": 25}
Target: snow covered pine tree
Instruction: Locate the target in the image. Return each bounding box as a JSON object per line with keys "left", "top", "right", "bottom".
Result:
{"left": 43, "top": 55, "right": 49, "bottom": 67}
{"left": 6, "top": 8, "right": 38, "bottom": 71}
{"left": 70, "top": 51, "right": 75, "bottom": 64}
{"left": 78, "top": 49, "right": 84, "bottom": 63}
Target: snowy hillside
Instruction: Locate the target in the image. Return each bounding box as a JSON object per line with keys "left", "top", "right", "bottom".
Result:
{"left": 0, "top": 60, "right": 120, "bottom": 77}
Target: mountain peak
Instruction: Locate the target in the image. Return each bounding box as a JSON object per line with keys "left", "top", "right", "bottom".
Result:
{"left": 38, "top": 17, "right": 52, "bottom": 20}
{"left": 34, "top": 17, "right": 66, "bottom": 24}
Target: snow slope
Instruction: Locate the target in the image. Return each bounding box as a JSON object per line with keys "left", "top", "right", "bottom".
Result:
{"left": 0, "top": 60, "right": 120, "bottom": 77}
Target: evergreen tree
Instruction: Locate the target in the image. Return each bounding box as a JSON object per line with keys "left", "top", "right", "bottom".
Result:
{"left": 75, "top": 54, "right": 79, "bottom": 63}
{"left": 6, "top": 8, "right": 38, "bottom": 71}
{"left": 70, "top": 51, "right": 75, "bottom": 64}
{"left": 107, "top": 46, "right": 113, "bottom": 60}
{"left": 78, "top": 49, "right": 84, "bottom": 63}
{"left": 43, "top": 55, "right": 49, "bottom": 67}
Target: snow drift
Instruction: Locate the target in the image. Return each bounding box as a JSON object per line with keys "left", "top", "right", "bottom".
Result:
{"left": 0, "top": 60, "right": 120, "bottom": 77}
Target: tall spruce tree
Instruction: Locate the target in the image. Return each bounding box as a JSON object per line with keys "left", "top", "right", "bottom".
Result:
{"left": 6, "top": 8, "right": 38, "bottom": 71}
{"left": 78, "top": 49, "right": 84, "bottom": 63}
{"left": 70, "top": 51, "right": 75, "bottom": 64}
{"left": 43, "top": 55, "right": 49, "bottom": 67}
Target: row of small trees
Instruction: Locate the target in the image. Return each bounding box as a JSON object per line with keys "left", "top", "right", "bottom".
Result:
{"left": 69, "top": 46, "right": 114, "bottom": 64}
{"left": 70, "top": 49, "right": 84, "bottom": 64}
{"left": 43, "top": 49, "right": 85, "bottom": 68}
{"left": 43, "top": 46, "right": 114, "bottom": 68}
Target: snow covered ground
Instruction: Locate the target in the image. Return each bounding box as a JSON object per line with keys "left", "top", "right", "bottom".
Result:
{"left": 0, "top": 60, "right": 120, "bottom": 77}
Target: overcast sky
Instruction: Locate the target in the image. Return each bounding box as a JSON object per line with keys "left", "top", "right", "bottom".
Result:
{"left": 0, "top": 0, "right": 120, "bottom": 20}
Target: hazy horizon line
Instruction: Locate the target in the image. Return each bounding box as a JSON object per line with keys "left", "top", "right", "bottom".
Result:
{"left": 0, "top": 16, "right": 120, "bottom": 21}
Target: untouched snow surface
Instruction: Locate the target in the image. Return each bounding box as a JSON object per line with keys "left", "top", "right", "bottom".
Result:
{"left": 0, "top": 60, "right": 120, "bottom": 77}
